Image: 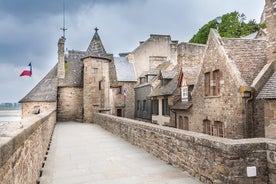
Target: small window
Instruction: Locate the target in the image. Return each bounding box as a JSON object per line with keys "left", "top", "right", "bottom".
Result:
{"left": 152, "top": 99, "right": 159, "bottom": 115}
{"left": 142, "top": 100, "right": 146, "bottom": 111}
{"left": 118, "top": 86, "right": 122, "bottom": 94}
{"left": 214, "top": 121, "right": 224, "bottom": 137}
{"left": 117, "top": 109, "right": 122, "bottom": 117}
{"left": 92, "top": 68, "right": 98, "bottom": 74}
{"left": 136, "top": 100, "right": 140, "bottom": 111}
{"left": 213, "top": 70, "right": 220, "bottom": 96}
{"left": 162, "top": 98, "right": 170, "bottom": 116}
{"left": 203, "top": 119, "right": 212, "bottom": 135}
{"left": 99, "top": 81, "right": 102, "bottom": 90}
{"left": 181, "top": 87, "right": 188, "bottom": 102}
{"left": 204, "top": 72, "right": 211, "bottom": 96}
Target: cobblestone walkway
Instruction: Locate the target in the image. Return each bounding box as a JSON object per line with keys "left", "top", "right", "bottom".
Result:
{"left": 39, "top": 122, "right": 202, "bottom": 184}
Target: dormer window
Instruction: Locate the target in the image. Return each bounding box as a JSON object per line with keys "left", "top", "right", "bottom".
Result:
{"left": 181, "top": 87, "right": 188, "bottom": 102}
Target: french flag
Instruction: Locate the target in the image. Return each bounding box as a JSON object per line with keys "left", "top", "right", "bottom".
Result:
{"left": 20, "top": 62, "right": 32, "bottom": 77}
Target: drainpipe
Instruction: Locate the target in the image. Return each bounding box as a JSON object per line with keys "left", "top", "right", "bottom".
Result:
{"left": 244, "top": 89, "right": 254, "bottom": 138}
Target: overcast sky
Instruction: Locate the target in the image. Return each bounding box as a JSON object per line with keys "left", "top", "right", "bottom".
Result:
{"left": 0, "top": 0, "right": 265, "bottom": 102}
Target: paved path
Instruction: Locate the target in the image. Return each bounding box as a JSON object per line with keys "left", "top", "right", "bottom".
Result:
{"left": 40, "top": 122, "right": 202, "bottom": 184}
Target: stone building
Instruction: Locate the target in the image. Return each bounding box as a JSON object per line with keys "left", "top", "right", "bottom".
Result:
{"left": 135, "top": 62, "right": 171, "bottom": 121}
{"left": 255, "top": 0, "right": 276, "bottom": 139}
{"left": 109, "top": 55, "right": 137, "bottom": 118}
{"left": 179, "top": 29, "right": 267, "bottom": 139}
{"left": 127, "top": 34, "right": 178, "bottom": 78}
{"left": 149, "top": 65, "right": 178, "bottom": 126}
{"left": 20, "top": 29, "right": 135, "bottom": 121}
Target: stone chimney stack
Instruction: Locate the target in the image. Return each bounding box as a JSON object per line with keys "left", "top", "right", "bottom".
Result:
{"left": 265, "top": 0, "right": 276, "bottom": 66}
{"left": 57, "top": 37, "right": 65, "bottom": 79}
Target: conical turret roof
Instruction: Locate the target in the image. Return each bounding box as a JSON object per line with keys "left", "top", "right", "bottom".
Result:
{"left": 83, "top": 28, "right": 109, "bottom": 60}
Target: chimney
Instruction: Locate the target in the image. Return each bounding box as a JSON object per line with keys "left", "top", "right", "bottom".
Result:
{"left": 57, "top": 37, "right": 65, "bottom": 79}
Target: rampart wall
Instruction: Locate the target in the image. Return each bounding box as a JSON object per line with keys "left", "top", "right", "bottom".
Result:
{"left": 93, "top": 113, "right": 276, "bottom": 184}
{"left": 0, "top": 109, "right": 56, "bottom": 184}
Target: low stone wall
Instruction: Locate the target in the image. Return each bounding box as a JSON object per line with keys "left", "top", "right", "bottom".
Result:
{"left": 0, "top": 109, "right": 56, "bottom": 184}
{"left": 93, "top": 113, "right": 276, "bottom": 184}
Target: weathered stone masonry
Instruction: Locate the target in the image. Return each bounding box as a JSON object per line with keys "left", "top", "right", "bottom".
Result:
{"left": 0, "top": 109, "right": 56, "bottom": 184}
{"left": 93, "top": 113, "right": 276, "bottom": 184}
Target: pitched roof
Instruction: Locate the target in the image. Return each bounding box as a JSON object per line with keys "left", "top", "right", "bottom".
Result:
{"left": 114, "top": 57, "right": 136, "bottom": 82}
{"left": 171, "top": 101, "right": 193, "bottom": 110}
{"left": 83, "top": 30, "right": 109, "bottom": 59}
{"left": 257, "top": 71, "right": 276, "bottom": 99}
{"left": 161, "top": 70, "right": 175, "bottom": 79}
{"left": 59, "top": 50, "right": 85, "bottom": 87}
{"left": 149, "top": 71, "right": 178, "bottom": 97}
{"left": 222, "top": 38, "right": 267, "bottom": 86}
{"left": 181, "top": 66, "right": 201, "bottom": 86}
{"left": 19, "top": 65, "right": 58, "bottom": 102}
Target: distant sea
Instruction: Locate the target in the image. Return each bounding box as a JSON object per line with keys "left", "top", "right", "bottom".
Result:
{"left": 0, "top": 109, "right": 21, "bottom": 123}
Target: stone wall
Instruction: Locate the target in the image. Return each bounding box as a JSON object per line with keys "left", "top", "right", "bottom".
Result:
{"left": 264, "top": 100, "right": 276, "bottom": 139}
{"left": 57, "top": 87, "right": 83, "bottom": 121}
{"left": 21, "top": 102, "right": 56, "bottom": 119}
{"left": 177, "top": 42, "right": 205, "bottom": 67}
{"left": 93, "top": 113, "right": 276, "bottom": 184}
{"left": 0, "top": 109, "right": 56, "bottom": 184}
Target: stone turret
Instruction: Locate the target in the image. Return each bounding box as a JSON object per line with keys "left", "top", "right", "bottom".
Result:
{"left": 57, "top": 37, "right": 65, "bottom": 79}
{"left": 82, "top": 28, "right": 111, "bottom": 123}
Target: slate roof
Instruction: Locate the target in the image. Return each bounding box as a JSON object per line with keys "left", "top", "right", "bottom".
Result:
{"left": 59, "top": 50, "right": 85, "bottom": 87}
{"left": 257, "top": 71, "right": 276, "bottom": 99}
{"left": 149, "top": 69, "right": 178, "bottom": 97}
{"left": 83, "top": 30, "right": 109, "bottom": 60}
{"left": 161, "top": 70, "right": 175, "bottom": 79}
{"left": 19, "top": 65, "right": 58, "bottom": 102}
{"left": 171, "top": 101, "right": 193, "bottom": 110}
{"left": 222, "top": 38, "right": 267, "bottom": 86}
{"left": 114, "top": 57, "right": 136, "bottom": 82}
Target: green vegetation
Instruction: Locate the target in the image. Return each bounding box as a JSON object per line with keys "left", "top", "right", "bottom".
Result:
{"left": 189, "top": 11, "right": 266, "bottom": 44}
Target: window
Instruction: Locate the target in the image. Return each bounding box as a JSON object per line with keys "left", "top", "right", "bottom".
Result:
{"left": 205, "top": 70, "right": 221, "bottom": 96}
{"left": 162, "top": 98, "right": 170, "bottom": 116}
{"left": 92, "top": 68, "right": 98, "bottom": 74}
{"left": 214, "top": 121, "right": 224, "bottom": 137}
{"left": 152, "top": 99, "right": 159, "bottom": 115}
{"left": 181, "top": 87, "right": 188, "bottom": 102}
{"left": 179, "top": 116, "right": 183, "bottom": 129}
{"left": 179, "top": 116, "right": 189, "bottom": 130}
{"left": 213, "top": 70, "right": 220, "bottom": 96}
{"left": 183, "top": 116, "right": 189, "bottom": 130}
{"left": 117, "top": 109, "right": 122, "bottom": 117}
{"left": 118, "top": 86, "right": 122, "bottom": 94}
{"left": 99, "top": 81, "right": 102, "bottom": 90}
{"left": 204, "top": 72, "right": 211, "bottom": 96}
{"left": 136, "top": 100, "right": 140, "bottom": 111}
{"left": 203, "top": 119, "right": 212, "bottom": 135}
{"left": 142, "top": 100, "right": 146, "bottom": 111}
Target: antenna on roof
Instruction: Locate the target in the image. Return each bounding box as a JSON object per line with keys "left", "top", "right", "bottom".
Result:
{"left": 216, "top": 16, "right": 222, "bottom": 31}
{"left": 60, "top": 0, "right": 67, "bottom": 40}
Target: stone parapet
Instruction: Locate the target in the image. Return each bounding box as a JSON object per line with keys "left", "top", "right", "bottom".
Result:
{"left": 0, "top": 109, "right": 56, "bottom": 184}
{"left": 93, "top": 113, "right": 276, "bottom": 184}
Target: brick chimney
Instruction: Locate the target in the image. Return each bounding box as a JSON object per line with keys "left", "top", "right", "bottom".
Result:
{"left": 57, "top": 37, "right": 65, "bottom": 79}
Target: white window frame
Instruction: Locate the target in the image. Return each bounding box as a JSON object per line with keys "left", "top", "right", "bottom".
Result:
{"left": 181, "top": 87, "right": 188, "bottom": 102}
